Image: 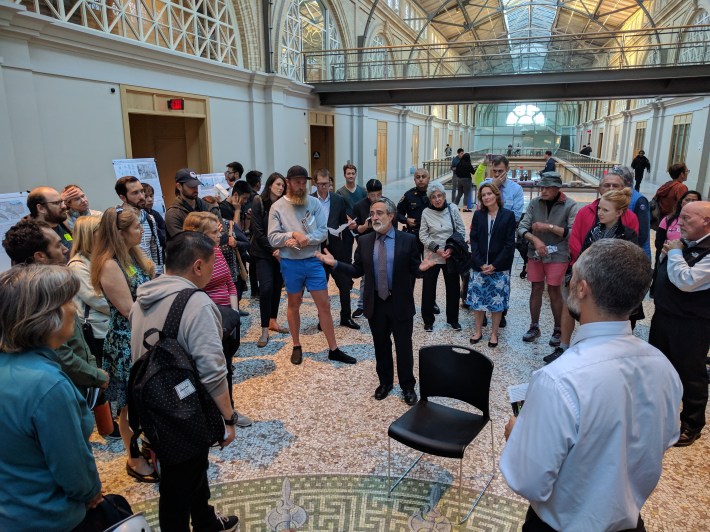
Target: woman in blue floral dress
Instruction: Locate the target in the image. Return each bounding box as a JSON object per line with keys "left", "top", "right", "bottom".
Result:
{"left": 467, "top": 183, "right": 516, "bottom": 347}
{"left": 91, "top": 206, "right": 155, "bottom": 482}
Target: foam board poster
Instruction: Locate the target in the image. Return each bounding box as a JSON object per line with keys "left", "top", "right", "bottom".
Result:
{"left": 197, "top": 173, "right": 230, "bottom": 200}
{"left": 112, "top": 158, "right": 166, "bottom": 214}
{"left": 0, "top": 192, "right": 30, "bottom": 272}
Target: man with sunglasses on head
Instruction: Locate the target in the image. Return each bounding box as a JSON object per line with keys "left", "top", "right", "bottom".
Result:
{"left": 26, "top": 187, "right": 73, "bottom": 256}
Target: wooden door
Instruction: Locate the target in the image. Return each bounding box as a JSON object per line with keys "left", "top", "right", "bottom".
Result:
{"left": 376, "top": 121, "right": 388, "bottom": 183}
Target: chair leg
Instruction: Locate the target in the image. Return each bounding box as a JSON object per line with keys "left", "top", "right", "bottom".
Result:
{"left": 388, "top": 443, "right": 424, "bottom": 495}
{"left": 457, "top": 421, "right": 497, "bottom": 524}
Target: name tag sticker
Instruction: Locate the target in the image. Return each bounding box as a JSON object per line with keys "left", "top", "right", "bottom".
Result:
{"left": 175, "top": 379, "right": 196, "bottom": 400}
{"left": 127, "top": 264, "right": 137, "bottom": 277}
{"left": 64, "top": 234, "right": 73, "bottom": 241}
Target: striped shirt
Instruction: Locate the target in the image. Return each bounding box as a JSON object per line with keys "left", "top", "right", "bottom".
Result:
{"left": 203, "top": 247, "right": 237, "bottom": 306}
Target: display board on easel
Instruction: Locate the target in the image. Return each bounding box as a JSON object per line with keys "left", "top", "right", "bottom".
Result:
{"left": 112, "top": 158, "right": 166, "bottom": 214}
{"left": 0, "top": 192, "right": 30, "bottom": 272}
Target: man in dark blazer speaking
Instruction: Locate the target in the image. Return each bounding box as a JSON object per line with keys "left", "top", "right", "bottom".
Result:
{"left": 312, "top": 169, "right": 360, "bottom": 329}
{"left": 316, "top": 197, "right": 436, "bottom": 405}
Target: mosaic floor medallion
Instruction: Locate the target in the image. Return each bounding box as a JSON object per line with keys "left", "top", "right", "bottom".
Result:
{"left": 131, "top": 474, "right": 528, "bottom": 531}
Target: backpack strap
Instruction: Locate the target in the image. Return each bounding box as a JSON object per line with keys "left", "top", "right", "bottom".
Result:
{"left": 163, "top": 288, "right": 200, "bottom": 339}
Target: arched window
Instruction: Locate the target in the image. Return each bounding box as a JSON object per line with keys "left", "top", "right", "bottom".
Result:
{"left": 366, "top": 34, "right": 394, "bottom": 80}
{"left": 18, "top": 0, "right": 243, "bottom": 66}
{"left": 280, "top": 0, "right": 343, "bottom": 82}
{"left": 679, "top": 11, "right": 710, "bottom": 64}
{"left": 506, "top": 105, "right": 545, "bottom": 126}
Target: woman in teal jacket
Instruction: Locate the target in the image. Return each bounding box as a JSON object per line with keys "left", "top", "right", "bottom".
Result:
{"left": 0, "top": 264, "right": 103, "bottom": 531}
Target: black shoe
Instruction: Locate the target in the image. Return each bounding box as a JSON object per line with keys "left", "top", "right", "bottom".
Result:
{"left": 126, "top": 462, "right": 160, "bottom": 484}
{"left": 424, "top": 323, "right": 433, "bottom": 332}
{"left": 470, "top": 334, "right": 482, "bottom": 344}
{"left": 520, "top": 268, "right": 527, "bottom": 279}
{"left": 104, "top": 420, "right": 121, "bottom": 441}
{"left": 500, "top": 315, "right": 507, "bottom": 328}
{"left": 449, "top": 322, "right": 462, "bottom": 331}
{"left": 488, "top": 340, "right": 498, "bottom": 348}
{"left": 352, "top": 308, "right": 364, "bottom": 319}
{"left": 543, "top": 347, "right": 564, "bottom": 364}
{"left": 402, "top": 388, "right": 418, "bottom": 406}
{"left": 433, "top": 304, "right": 440, "bottom": 315}
{"left": 291, "top": 346, "right": 303, "bottom": 365}
{"left": 214, "top": 511, "right": 239, "bottom": 531}
{"left": 481, "top": 315, "right": 488, "bottom": 327}
{"left": 523, "top": 325, "right": 541, "bottom": 342}
{"left": 374, "top": 384, "right": 393, "bottom": 400}
{"left": 238, "top": 309, "right": 249, "bottom": 317}
{"left": 341, "top": 318, "right": 361, "bottom": 330}
{"left": 317, "top": 322, "right": 322, "bottom": 331}
{"left": 675, "top": 428, "right": 701, "bottom": 447}
{"left": 328, "top": 348, "right": 356, "bottom": 364}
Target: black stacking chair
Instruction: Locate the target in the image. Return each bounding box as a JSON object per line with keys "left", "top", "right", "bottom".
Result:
{"left": 387, "top": 345, "right": 495, "bottom": 523}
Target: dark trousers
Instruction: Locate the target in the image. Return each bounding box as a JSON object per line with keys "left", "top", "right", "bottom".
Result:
{"left": 649, "top": 311, "right": 710, "bottom": 433}
{"left": 422, "top": 263, "right": 460, "bottom": 325}
{"left": 159, "top": 449, "right": 218, "bottom": 532}
{"left": 326, "top": 267, "right": 353, "bottom": 321}
{"left": 634, "top": 174, "right": 644, "bottom": 192}
{"left": 255, "top": 256, "right": 283, "bottom": 328}
{"left": 222, "top": 331, "right": 239, "bottom": 407}
{"left": 369, "top": 295, "right": 415, "bottom": 390}
{"left": 249, "top": 254, "right": 259, "bottom": 296}
{"left": 454, "top": 177, "right": 473, "bottom": 207}
{"left": 523, "top": 506, "right": 645, "bottom": 531}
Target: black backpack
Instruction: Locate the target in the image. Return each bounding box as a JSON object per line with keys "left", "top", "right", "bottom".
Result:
{"left": 127, "top": 288, "right": 225, "bottom": 465}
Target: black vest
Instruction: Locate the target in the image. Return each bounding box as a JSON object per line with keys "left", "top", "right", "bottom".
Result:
{"left": 654, "top": 237, "right": 710, "bottom": 321}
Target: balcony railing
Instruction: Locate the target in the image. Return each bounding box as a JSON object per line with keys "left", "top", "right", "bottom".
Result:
{"left": 303, "top": 25, "right": 710, "bottom": 83}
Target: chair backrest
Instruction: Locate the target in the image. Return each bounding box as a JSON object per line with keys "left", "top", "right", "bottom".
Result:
{"left": 419, "top": 345, "right": 493, "bottom": 418}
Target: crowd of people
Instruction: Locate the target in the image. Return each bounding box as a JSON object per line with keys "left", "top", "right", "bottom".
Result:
{"left": 0, "top": 152, "right": 708, "bottom": 531}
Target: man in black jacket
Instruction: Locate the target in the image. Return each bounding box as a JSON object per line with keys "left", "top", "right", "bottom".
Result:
{"left": 165, "top": 169, "right": 220, "bottom": 240}
{"left": 316, "top": 197, "right": 436, "bottom": 405}
{"left": 630, "top": 150, "right": 651, "bottom": 192}
{"left": 312, "top": 169, "right": 359, "bottom": 329}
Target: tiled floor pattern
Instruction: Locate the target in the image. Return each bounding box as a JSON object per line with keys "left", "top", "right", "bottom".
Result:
{"left": 95, "top": 203, "right": 710, "bottom": 531}
{"left": 131, "top": 475, "right": 529, "bottom": 531}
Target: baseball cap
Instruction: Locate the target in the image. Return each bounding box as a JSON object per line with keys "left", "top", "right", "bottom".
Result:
{"left": 285, "top": 165, "right": 311, "bottom": 180}
{"left": 175, "top": 168, "right": 203, "bottom": 187}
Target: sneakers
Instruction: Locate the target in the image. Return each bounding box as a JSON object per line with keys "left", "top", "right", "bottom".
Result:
{"left": 214, "top": 511, "right": 239, "bottom": 531}
{"left": 234, "top": 410, "right": 253, "bottom": 428}
{"left": 352, "top": 308, "right": 364, "bottom": 319}
{"left": 328, "top": 348, "right": 357, "bottom": 364}
{"left": 522, "top": 325, "right": 541, "bottom": 342}
{"left": 549, "top": 328, "right": 562, "bottom": 347}
{"left": 543, "top": 347, "right": 564, "bottom": 364}
{"left": 290, "top": 346, "right": 303, "bottom": 365}
{"left": 675, "top": 428, "right": 701, "bottom": 447}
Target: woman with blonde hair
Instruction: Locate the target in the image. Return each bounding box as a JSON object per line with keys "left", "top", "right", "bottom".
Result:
{"left": 183, "top": 211, "right": 252, "bottom": 427}
{"left": 90, "top": 206, "right": 156, "bottom": 482}
{"left": 582, "top": 187, "right": 638, "bottom": 252}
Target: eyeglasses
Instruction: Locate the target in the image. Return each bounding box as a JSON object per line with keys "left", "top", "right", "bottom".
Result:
{"left": 41, "top": 200, "right": 64, "bottom": 207}
{"left": 316, "top": 181, "right": 330, "bottom": 187}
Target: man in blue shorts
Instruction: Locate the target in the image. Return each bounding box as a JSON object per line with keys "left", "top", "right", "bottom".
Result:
{"left": 268, "top": 165, "right": 356, "bottom": 365}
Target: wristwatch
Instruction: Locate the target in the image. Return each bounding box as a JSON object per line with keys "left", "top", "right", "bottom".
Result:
{"left": 223, "top": 412, "right": 238, "bottom": 426}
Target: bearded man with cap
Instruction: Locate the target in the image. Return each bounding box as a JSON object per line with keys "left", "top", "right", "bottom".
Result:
{"left": 268, "top": 165, "right": 356, "bottom": 366}
{"left": 165, "top": 168, "right": 220, "bottom": 240}
{"left": 517, "top": 172, "right": 579, "bottom": 346}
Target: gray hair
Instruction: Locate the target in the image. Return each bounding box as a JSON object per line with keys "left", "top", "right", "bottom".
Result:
{"left": 0, "top": 264, "right": 79, "bottom": 352}
{"left": 426, "top": 181, "right": 446, "bottom": 198}
{"left": 607, "top": 166, "right": 634, "bottom": 188}
{"left": 573, "top": 239, "right": 651, "bottom": 318}
{"left": 372, "top": 197, "right": 397, "bottom": 216}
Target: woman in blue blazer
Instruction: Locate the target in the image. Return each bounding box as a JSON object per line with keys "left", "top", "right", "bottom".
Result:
{"left": 467, "top": 183, "right": 516, "bottom": 347}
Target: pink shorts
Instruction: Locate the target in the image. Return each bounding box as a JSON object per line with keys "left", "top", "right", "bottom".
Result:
{"left": 526, "top": 260, "right": 568, "bottom": 286}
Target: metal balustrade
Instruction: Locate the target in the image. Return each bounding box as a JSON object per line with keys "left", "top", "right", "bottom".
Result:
{"left": 303, "top": 25, "right": 710, "bottom": 84}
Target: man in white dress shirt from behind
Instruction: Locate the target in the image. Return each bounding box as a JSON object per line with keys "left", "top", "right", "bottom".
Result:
{"left": 500, "top": 239, "right": 682, "bottom": 532}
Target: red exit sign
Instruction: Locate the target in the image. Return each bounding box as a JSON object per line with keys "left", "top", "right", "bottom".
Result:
{"left": 167, "top": 98, "right": 185, "bottom": 111}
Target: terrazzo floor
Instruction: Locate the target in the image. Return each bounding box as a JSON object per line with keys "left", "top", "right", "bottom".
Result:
{"left": 95, "top": 204, "right": 710, "bottom": 531}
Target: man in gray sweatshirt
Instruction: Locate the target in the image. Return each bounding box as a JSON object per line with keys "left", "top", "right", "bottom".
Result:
{"left": 130, "top": 231, "right": 239, "bottom": 532}
{"left": 268, "top": 165, "right": 356, "bottom": 366}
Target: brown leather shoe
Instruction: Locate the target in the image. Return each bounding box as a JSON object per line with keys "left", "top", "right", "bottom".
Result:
{"left": 290, "top": 346, "right": 303, "bottom": 365}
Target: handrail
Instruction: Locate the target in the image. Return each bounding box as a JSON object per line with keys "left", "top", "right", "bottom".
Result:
{"left": 303, "top": 25, "right": 710, "bottom": 83}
